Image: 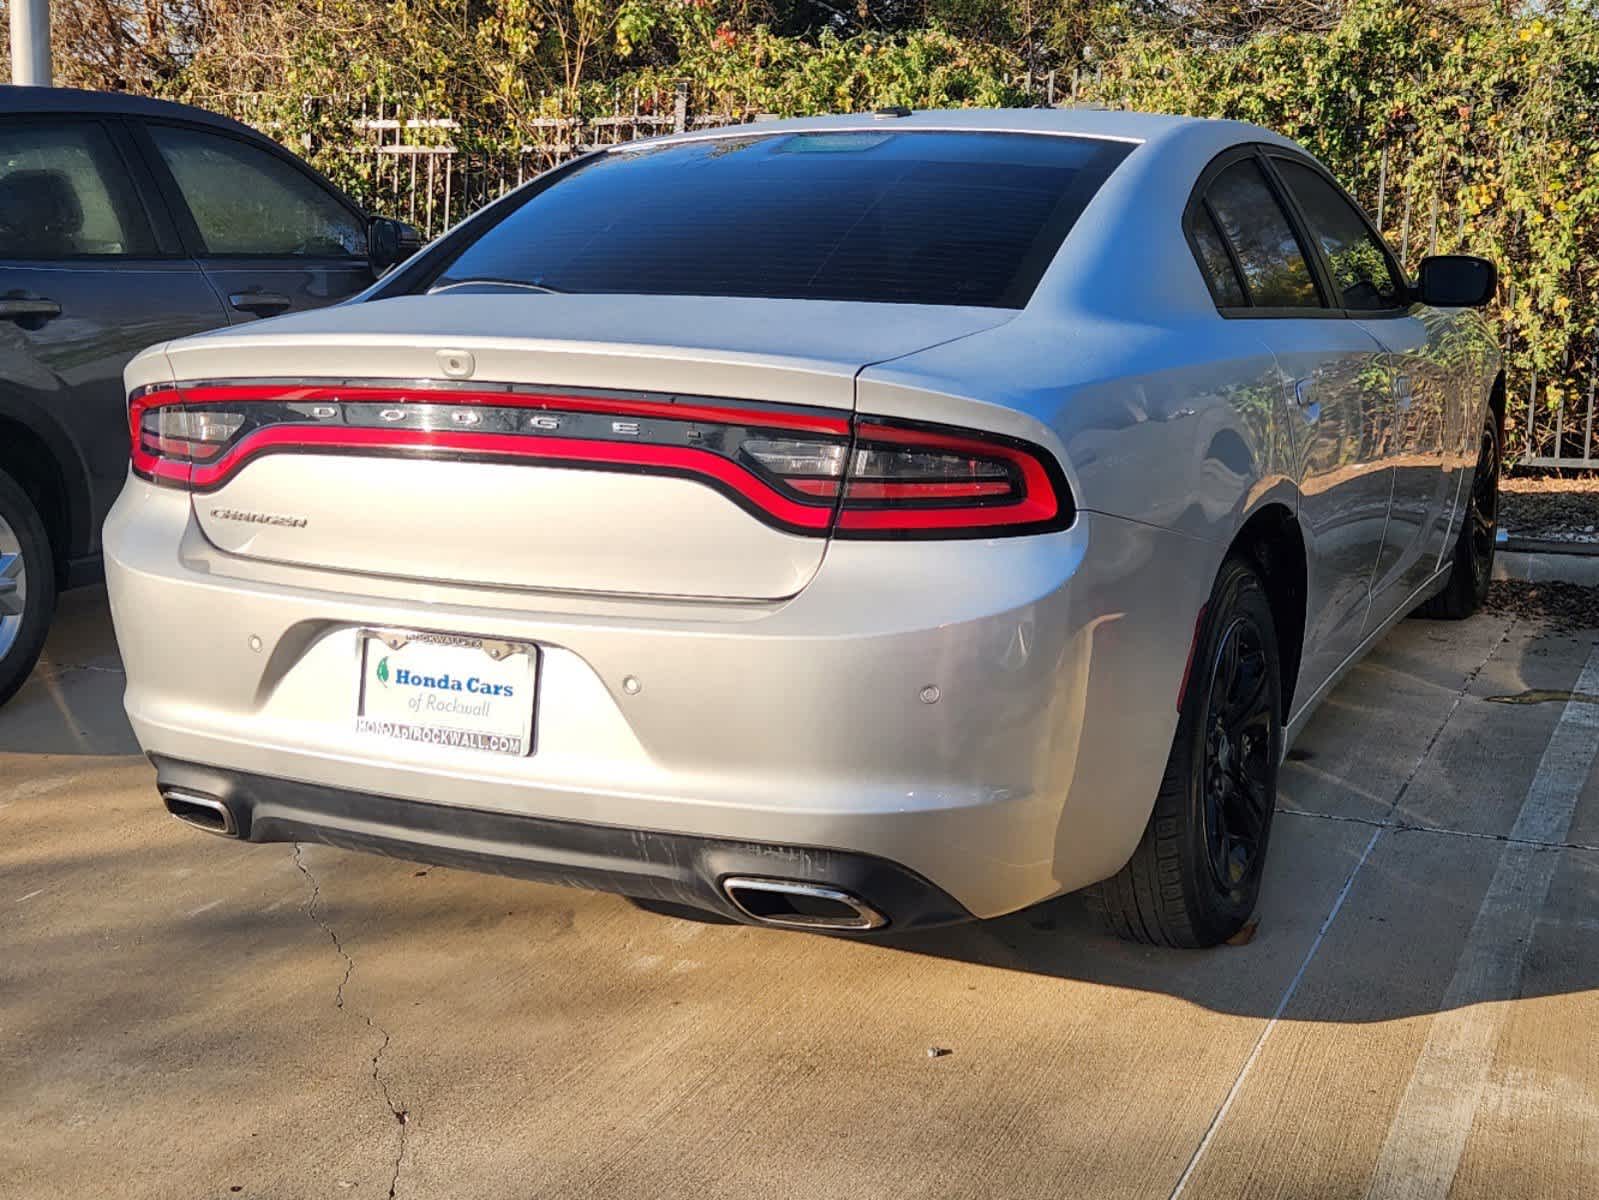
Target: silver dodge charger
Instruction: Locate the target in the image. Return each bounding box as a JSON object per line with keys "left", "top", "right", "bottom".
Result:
{"left": 105, "top": 108, "right": 1501, "bottom": 947}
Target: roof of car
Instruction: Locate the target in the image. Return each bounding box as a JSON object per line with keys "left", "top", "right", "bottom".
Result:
{"left": 0, "top": 85, "right": 265, "bottom": 141}
{"left": 646, "top": 106, "right": 1285, "bottom": 152}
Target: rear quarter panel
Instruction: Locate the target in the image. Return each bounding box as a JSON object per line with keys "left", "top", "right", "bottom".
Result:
{"left": 858, "top": 312, "right": 1297, "bottom": 555}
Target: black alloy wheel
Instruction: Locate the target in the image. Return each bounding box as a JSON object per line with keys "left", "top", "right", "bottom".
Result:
{"left": 1200, "top": 614, "right": 1276, "bottom": 900}
{"left": 1094, "top": 556, "right": 1282, "bottom": 948}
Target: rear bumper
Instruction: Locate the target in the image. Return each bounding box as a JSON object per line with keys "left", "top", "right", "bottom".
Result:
{"left": 154, "top": 756, "right": 972, "bottom": 931}
{"left": 107, "top": 479, "right": 1215, "bottom": 918}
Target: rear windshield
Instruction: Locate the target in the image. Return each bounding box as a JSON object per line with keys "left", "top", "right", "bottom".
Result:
{"left": 421, "top": 130, "right": 1134, "bottom": 308}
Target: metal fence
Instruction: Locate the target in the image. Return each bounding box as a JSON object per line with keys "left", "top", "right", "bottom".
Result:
{"left": 243, "top": 81, "right": 1595, "bottom": 470}
{"left": 341, "top": 84, "right": 742, "bottom": 239}
{"left": 1518, "top": 351, "right": 1599, "bottom": 470}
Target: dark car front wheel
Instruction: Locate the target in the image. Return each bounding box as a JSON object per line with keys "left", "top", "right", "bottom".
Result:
{"left": 1092, "top": 556, "right": 1282, "bottom": 948}
{"left": 0, "top": 469, "right": 55, "bottom": 708}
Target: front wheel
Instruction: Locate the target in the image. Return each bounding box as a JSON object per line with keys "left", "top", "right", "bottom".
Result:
{"left": 1092, "top": 556, "right": 1282, "bottom": 948}
{"left": 1416, "top": 408, "right": 1499, "bottom": 620}
{"left": 0, "top": 469, "right": 55, "bottom": 708}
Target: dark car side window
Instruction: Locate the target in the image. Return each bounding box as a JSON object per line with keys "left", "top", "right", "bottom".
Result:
{"left": 0, "top": 120, "right": 156, "bottom": 259}
{"left": 1274, "top": 158, "right": 1406, "bottom": 312}
{"left": 148, "top": 124, "right": 366, "bottom": 258}
{"left": 1203, "top": 159, "right": 1322, "bottom": 310}
{"left": 1190, "top": 205, "right": 1247, "bottom": 308}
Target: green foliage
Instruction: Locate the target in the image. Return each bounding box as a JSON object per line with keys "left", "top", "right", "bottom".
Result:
{"left": 619, "top": 25, "right": 1030, "bottom": 113}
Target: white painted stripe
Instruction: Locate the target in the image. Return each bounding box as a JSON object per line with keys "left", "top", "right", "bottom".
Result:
{"left": 1168, "top": 823, "right": 1384, "bottom": 1200}
{"left": 1169, "top": 623, "right": 1514, "bottom": 1200}
{"left": 1362, "top": 643, "right": 1599, "bottom": 1200}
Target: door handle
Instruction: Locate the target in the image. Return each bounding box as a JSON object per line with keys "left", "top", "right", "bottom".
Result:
{"left": 1292, "top": 377, "right": 1320, "bottom": 422}
{"left": 228, "top": 291, "right": 292, "bottom": 317}
{"left": 0, "top": 297, "right": 61, "bottom": 322}
{"left": 1393, "top": 374, "right": 1414, "bottom": 411}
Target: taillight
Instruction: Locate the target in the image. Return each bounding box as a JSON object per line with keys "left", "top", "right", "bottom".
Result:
{"left": 136, "top": 406, "right": 245, "bottom": 468}
{"left": 129, "top": 381, "right": 1072, "bottom": 538}
{"left": 839, "top": 421, "right": 1066, "bottom": 535}
{"left": 738, "top": 421, "right": 1067, "bottom": 535}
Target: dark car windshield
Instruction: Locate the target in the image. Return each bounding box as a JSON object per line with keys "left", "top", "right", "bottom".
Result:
{"left": 421, "top": 130, "right": 1134, "bottom": 308}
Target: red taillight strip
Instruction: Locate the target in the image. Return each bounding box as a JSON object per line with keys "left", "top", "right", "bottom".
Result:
{"left": 790, "top": 479, "right": 1013, "bottom": 500}
{"left": 130, "top": 383, "right": 1074, "bottom": 540}
{"left": 836, "top": 421, "right": 1061, "bottom": 532}
{"left": 168, "top": 383, "right": 852, "bottom": 436}
{"left": 166, "top": 425, "right": 837, "bottom": 532}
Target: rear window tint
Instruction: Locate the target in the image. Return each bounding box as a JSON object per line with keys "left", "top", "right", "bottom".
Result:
{"left": 424, "top": 131, "right": 1133, "bottom": 308}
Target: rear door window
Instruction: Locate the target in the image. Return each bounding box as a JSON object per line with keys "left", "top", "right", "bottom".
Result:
{"left": 0, "top": 119, "right": 155, "bottom": 258}
{"left": 424, "top": 131, "right": 1134, "bottom": 308}
{"left": 1190, "top": 205, "right": 1246, "bottom": 307}
{"left": 1203, "top": 159, "right": 1322, "bottom": 310}
{"left": 1273, "top": 158, "right": 1406, "bottom": 311}
{"left": 147, "top": 124, "right": 366, "bottom": 258}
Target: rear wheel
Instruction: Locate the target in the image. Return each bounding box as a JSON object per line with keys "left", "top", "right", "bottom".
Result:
{"left": 1416, "top": 409, "right": 1499, "bottom": 620}
{"left": 1093, "top": 557, "right": 1282, "bottom": 948}
{"left": 0, "top": 469, "right": 55, "bottom": 708}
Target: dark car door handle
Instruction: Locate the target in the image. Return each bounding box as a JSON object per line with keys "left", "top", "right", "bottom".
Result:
{"left": 228, "top": 291, "right": 293, "bottom": 316}
{"left": 0, "top": 297, "right": 62, "bottom": 322}
{"left": 1393, "top": 374, "right": 1414, "bottom": 410}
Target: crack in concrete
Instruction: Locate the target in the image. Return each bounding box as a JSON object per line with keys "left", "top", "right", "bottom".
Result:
{"left": 292, "top": 844, "right": 410, "bottom": 1198}
{"left": 31, "top": 660, "right": 126, "bottom": 682}
{"left": 1278, "top": 805, "right": 1599, "bottom": 854}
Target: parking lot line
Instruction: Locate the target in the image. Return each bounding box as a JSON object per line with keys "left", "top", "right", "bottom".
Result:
{"left": 1167, "top": 823, "right": 1383, "bottom": 1200}
{"left": 1167, "top": 619, "right": 1514, "bottom": 1200}
{"left": 1361, "top": 643, "right": 1599, "bottom": 1200}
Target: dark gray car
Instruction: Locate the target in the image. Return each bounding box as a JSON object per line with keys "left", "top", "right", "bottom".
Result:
{"left": 0, "top": 86, "right": 417, "bottom": 704}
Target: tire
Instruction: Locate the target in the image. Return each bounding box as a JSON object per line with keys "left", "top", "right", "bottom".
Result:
{"left": 0, "top": 468, "right": 56, "bottom": 709}
{"left": 1092, "top": 556, "right": 1282, "bottom": 948}
{"left": 1416, "top": 408, "right": 1500, "bottom": 620}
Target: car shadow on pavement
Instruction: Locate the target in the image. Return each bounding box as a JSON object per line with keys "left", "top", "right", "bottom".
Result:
{"left": 0, "top": 586, "right": 139, "bottom": 757}
{"left": 0, "top": 663, "right": 142, "bottom": 757}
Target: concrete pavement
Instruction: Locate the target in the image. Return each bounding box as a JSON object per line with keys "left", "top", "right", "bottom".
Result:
{"left": 2, "top": 588, "right": 1596, "bottom": 1199}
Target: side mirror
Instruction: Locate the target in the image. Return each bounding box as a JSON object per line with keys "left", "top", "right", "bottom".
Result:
{"left": 368, "top": 217, "right": 423, "bottom": 275}
{"left": 1416, "top": 255, "right": 1497, "bottom": 309}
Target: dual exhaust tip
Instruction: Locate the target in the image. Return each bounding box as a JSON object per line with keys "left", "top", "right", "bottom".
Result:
{"left": 160, "top": 788, "right": 886, "bottom": 931}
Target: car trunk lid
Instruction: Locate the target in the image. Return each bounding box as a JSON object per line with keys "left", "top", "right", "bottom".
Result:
{"left": 155, "top": 294, "right": 1013, "bottom": 600}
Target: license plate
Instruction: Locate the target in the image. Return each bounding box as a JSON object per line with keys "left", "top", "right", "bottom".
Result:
{"left": 355, "top": 631, "right": 538, "bottom": 757}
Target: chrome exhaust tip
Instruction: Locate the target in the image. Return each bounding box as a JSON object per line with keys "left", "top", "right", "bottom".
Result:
{"left": 161, "top": 788, "right": 238, "bottom": 838}
{"left": 722, "top": 877, "right": 887, "bottom": 932}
